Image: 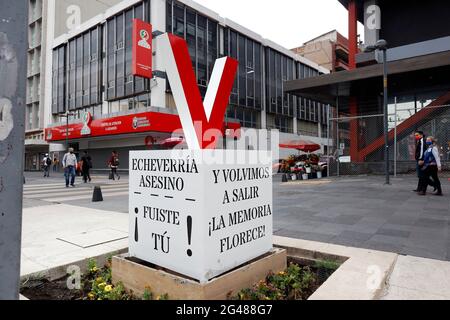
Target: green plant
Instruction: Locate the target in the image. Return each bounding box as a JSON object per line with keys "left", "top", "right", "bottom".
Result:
{"left": 143, "top": 287, "right": 153, "bottom": 301}
{"left": 234, "top": 263, "right": 317, "bottom": 301}
{"left": 314, "top": 259, "right": 340, "bottom": 282}
{"left": 156, "top": 293, "right": 169, "bottom": 301}
{"left": 84, "top": 259, "right": 133, "bottom": 300}
{"left": 87, "top": 258, "right": 99, "bottom": 274}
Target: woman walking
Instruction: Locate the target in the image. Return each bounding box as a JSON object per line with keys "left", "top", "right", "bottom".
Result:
{"left": 418, "top": 136, "right": 443, "bottom": 196}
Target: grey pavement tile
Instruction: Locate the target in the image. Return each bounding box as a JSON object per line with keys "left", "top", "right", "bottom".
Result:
{"left": 334, "top": 214, "right": 363, "bottom": 225}
{"left": 363, "top": 240, "right": 404, "bottom": 254}
{"left": 401, "top": 246, "right": 447, "bottom": 261}
{"left": 336, "top": 230, "right": 374, "bottom": 242}
{"left": 312, "top": 223, "right": 349, "bottom": 236}
{"left": 368, "top": 234, "right": 408, "bottom": 247}
{"left": 274, "top": 229, "right": 335, "bottom": 243}
{"left": 376, "top": 228, "right": 411, "bottom": 238}
{"left": 386, "top": 215, "right": 418, "bottom": 226}
{"left": 414, "top": 218, "right": 448, "bottom": 229}
{"left": 330, "top": 237, "right": 364, "bottom": 248}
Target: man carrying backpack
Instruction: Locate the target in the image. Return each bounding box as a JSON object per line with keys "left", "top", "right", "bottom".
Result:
{"left": 42, "top": 153, "right": 52, "bottom": 178}
{"left": 108, "top": 150, "right": 120, "bottom": 181}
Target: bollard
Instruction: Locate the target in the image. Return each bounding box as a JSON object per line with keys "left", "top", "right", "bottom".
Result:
{"left": 92, "top": 186, "right": 103, "bottom": 202}
{"left": 282, "top": 174, "right": 288, "bottom": 183}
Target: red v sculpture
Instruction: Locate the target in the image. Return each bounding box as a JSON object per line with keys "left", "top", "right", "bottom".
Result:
{"left": 160, "top": 33, "right": 238, "bottom": 149}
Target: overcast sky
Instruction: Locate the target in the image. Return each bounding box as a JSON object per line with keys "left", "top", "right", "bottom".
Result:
{"left": 195, "top": 0, "right": 363, "bottom": 49}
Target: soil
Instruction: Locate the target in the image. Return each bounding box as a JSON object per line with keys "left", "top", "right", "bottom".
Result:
{"left": 21, "top": 277, "right": 84, "bottom": 301}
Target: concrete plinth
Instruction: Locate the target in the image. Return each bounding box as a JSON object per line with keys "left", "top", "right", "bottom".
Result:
{"left": 112, "top": 249, "right": 287, "bottom": 300}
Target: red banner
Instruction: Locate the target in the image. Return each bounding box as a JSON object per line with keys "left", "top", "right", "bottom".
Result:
{"left": 132, "top": 19, "right": 153, "bottom": 79}
{"left": 45, "top": 111, "right": 241, "bottom": 142}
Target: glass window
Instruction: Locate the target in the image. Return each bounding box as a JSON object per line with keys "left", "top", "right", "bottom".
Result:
{"left": 57, "top": 46, "right": 66, "bottom": 113}
{"left": 197, "top": 14, "right": 207, "bottom": 92}
{"left": 83, "top": 32, "right": 90, "bottom": 106}
{"left": 119, "top": 99, "right": 129, "bottom": 112}
{"left": 107, "top": 19, "right": 115, "bottom": 100}
{"left": 275, "top": 52, "right": 281, "bottom": 114}
{"left": 51, "top": 49, "right": 58, "bottom": 114}
{"left": 125, "top": 9, "right": 134, "bottom": 96}
{"left": 287, "top": 59, "right": 294, "bottom": 116}
{"left": 102, "top": 102, "right": 109, "bottom": 115}
{"left": 134, "top": 3, "right": 144, "bottom": 21}
{"left": 68, "top": 40, "right": 76, "bottom": 110}
{"left": 166, "top": 0, "right": 173, "bottom": 33}
{"left": 186, "top": 9, "right": 196, "bottom": 71}
{"left": 75, "top": 36, "right": 83, "bottom": 109}
{"left": 135, "top": 93, "right": 150, "bottom": 108}
{"left": 174, "top": 3, "right": 184, "bottom": 37}
{"left": 116, "top": 13, "right": 125, "bottom": 97}
{"left": 90, "top": 28, "right": 99, "bottom": 105}
{"left": 254, "top": 43, "right": 262, "bottom": 110}
{"left": 229, "top": 30, "right": 238, "bottom": 105}
{"left": 207, "top": 20, "right": 217, "bottom": 81}
{"left": 246, "top": 38, "right": 254, "bottom": 108}
{"left": 110, "top": 100, "right": 119, "bottom": 114}
{"left": 238, "top": 34, "right": 246, "bottom": 107}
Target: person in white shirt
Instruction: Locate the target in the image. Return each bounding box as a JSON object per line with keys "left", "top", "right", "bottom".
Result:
{"left": 42, "top": 153, "right": 51, "bottom": 178}
{"left": 418, "top": 136, "right": 442, "bottom": 196}
{"left": 62, "top": 148, "right": 78, "bottom": 187}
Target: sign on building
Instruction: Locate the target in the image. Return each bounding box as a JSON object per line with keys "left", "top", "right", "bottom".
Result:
{"left": 132, "top": 19, "right": 153, "bottom": 79}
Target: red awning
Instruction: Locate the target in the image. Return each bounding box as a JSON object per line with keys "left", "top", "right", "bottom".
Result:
{"left": 279, "top": 140, "right": 321, "bottom": 153}
{"left": 160, "top": 137, "right": 185, "bottom": 148}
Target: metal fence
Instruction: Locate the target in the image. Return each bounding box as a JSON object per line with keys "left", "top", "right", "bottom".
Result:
{"left": 327, "top": 103, "right": 450, "bottom": 178}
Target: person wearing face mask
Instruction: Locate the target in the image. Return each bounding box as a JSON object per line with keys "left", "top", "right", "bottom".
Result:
{"left": 418, "top": 136, "right": 442, "bottom": 196}
{"left": 63, "top": 148, "right": 78, "bottom": 188}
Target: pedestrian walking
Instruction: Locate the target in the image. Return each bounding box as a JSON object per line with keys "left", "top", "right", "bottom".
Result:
{"left": 413, "top": 131, "right": 427, "bottom": 192}
{"left": 53, "top": 156, "right": 59, "bottom": 172}
{"left": 63, "top": 148, "right": 78, "bottom": 188}
{"left": 108, "top": 150, "right": 120, "bottom": 181}
{"left": 42, "top": 153, "right": 52, "bottom": 178}
{"left": 81, "top": 151, "right": 92, "bottom": 183}
{"left": 417, "top": 136, "right": 443, "bottom": 196}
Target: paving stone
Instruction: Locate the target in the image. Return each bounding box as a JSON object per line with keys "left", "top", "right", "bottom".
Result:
{"left": 376, "top": 228, "right": 411, "bottom": 238}
{"left": 414, "top": 218, "right": 448, "bottom": 228}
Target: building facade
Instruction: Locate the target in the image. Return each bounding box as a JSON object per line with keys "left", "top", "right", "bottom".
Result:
{"left": 25, "top": 0, "right": 48, "bottom": 171}
{"left": 291, "top": 30, "right": 352, "bottom": 73}
{"left": 285, "top": 0, "right": 450, "bottom": 175}
{"left": 44, "top": 0, "right": 331, "bottom": 170}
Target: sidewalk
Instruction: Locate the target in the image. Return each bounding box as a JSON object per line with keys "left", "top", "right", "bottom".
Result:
{"left": 20, "top": 203, "right": 450, "bottom": 299}
{"left": 21, "top": 204, "right": 128, "bottom": 278}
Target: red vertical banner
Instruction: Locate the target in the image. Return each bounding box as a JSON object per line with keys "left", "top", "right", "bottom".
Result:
{"left": 132, "top": 19, "right": 153, "bottom": 78}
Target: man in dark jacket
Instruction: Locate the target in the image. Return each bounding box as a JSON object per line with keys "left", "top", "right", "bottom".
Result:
{"left": 81, "top": 151, "right": 92, "bottom": 183}
{"left": 413, "top": 131, "right": 430, "bottom": 192}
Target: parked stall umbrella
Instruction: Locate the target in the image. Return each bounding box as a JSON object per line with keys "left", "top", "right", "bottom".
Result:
{"left": 279, "top": 140, "right": 321, "bottom": 153}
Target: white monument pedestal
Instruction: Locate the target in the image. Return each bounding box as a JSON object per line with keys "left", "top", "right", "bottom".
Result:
{"left": 128, "top": 150, "right": 273, "bottom": 283}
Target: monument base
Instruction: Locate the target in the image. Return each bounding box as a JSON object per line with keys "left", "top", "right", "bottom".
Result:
{"left": 112, "top": 249, "right": 287, "bottom": 300}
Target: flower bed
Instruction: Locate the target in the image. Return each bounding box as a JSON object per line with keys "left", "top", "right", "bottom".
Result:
{"left": 21, "top": 256, "right": 339, "bottom": 301}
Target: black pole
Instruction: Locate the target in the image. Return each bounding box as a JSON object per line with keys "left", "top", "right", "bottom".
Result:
{"left": 66, "top": 113, "right": 69, "bottom": 150}
{"left": 383, "top": 48, "right": 390, "bottom": 185}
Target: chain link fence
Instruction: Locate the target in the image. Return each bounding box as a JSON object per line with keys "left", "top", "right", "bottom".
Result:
{"left": 327, "top": 103, "right": 450, "bottom": 178}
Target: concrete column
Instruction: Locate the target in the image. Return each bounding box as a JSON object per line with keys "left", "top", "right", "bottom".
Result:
{"left": 0, "top": 0, "right": 28, "bottom": 300}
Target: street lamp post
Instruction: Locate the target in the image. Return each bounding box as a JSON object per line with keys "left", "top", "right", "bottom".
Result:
{"left": 365, "top": 39, "right": 390, "bottom": 185}
{"left": 59, "top": 111, "right": 75, "bottom": 150}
